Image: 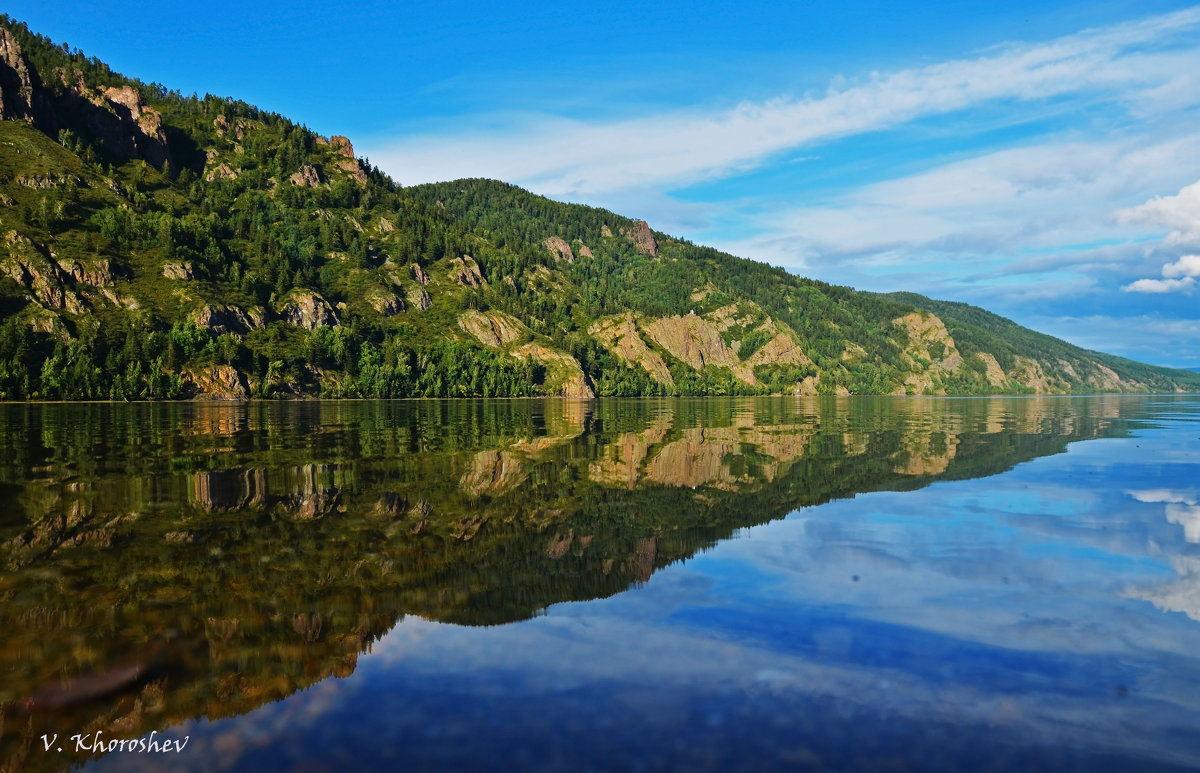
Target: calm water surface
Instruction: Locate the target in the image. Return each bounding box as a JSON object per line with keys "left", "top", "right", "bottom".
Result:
{"left": 2, "top": 396, "right": 1199, "bottom": 772}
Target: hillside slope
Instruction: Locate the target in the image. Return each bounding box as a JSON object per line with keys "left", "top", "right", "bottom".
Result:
{"left": 1, "top": 15, "right": 1196, "bottom": 399}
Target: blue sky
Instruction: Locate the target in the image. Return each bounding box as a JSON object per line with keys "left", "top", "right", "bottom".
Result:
{"left": 10, "top": 0, "right": 1200, "bottom": 367}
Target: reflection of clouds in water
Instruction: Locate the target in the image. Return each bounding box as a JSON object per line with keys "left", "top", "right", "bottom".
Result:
{"left": 1129, "top": 488, "right": 1200, "bottom": 542}
{"left": 1126, "top": 489, "right": 1200, "bottom": 621}
{"left": 182, "top": 606, "right": 1200, "bottom": 771}
{"left": 703, "top": 470, "right": 1196, "bottom": 662}
{"left": 1130, "top": 556, "right": 1200, "bottom": 622}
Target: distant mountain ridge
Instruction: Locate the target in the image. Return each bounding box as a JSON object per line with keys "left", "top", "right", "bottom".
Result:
{"left": 1, "top": 15, "right": 1197, "bottom": 399}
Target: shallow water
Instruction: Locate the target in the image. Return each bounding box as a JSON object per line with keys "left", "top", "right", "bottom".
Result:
{"left": 2, "top": 396, "right": 1199, "bottom": 771}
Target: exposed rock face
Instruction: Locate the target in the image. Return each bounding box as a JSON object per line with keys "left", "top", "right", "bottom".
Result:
{"left": 100, "top": 287, "right": 138, "bottom": 310}
{"left": 184, "top": 365, "right": 250, "bottom": 400}
{"left": 80, "top": 85, "right": 172, "bottom": 167}
{"left": 459, "top": 310, "right": 527, "bottom": 348}
{"left": 277, "top": 291, "right": 339, "bottom": 330}
{"left": 406, "top": 285, "right": 432, "bottom": 311}
{"left": 450, "top": 255, "right": 487, "bottom": 287}
{"left": 191, "top": 304, "right": 264, "bottom": 335}
{"left": 204, "top": 162, "right": 238, "bottom": 182}
{"left": 328, "top": 135, "right": 367, "bottom": 183}
{"left": 1, "top": 231, "right": 83, "bottom": 312}
{"left": 15, "top": 173, "right": 78, "bottom": 189}
{"left": 576, "top": 241, "right": 593, "bottom": 259}
{"left": 643, "top": 313, "right": 755, "bottom": 384}
{"left": 410, "top": 263, "right": 430, "bottom": 285}
{"left": 544, "top": 236, "right": 574, "bottom": 263}
{"left": 211, "top": 114, "right": 250, "bottom": 141}
{"left": 162, "top": 262, "right": 196, "bottom": 281}
{"left": 894, "top": 312, "right": 963, "bottom": 371}
{"left": 288, "top": 164, "right": 321, "bottom": 187}
{"left": 24, "top": 304, "right": 66, "bottom": 336}
{"left": 588, "top": 312, "right": 674, "bottom": 386}
{"left": 511, "top": 343, "right": 595, "bottom": 398}
{"left": 625, "top": 220, "right": 657, "bottom": 257}
{"left": 891, "top": 311, "right": 966, "bottom": 394}
{"left": 794, "top": 373, "right": 849, "bottom": 396}
{"left": 55, "top": 256, "right": 111, "bottom": 287}
{"left": 1011, "top": 355, "right": 1054, "bottom": 393}
{"left": 0, "top": 28, "right": 35, "bottom": 121}
{"left": 329, "top": 135, "right": 355, "bottom": 158}
{"left": 366, "top": 289, "right": 404, "bottom": 316}
{"left": 1085, "top": 361, "right": 1136, "bottom": 392}
{"left": 743, "top": 331, "right": 811, "bottom": 370}
{"left": 975, "top": 352, "right": 1008, "bottom": 388}
{"left": 107, "top": 87, "right": 167, "bottom": 160}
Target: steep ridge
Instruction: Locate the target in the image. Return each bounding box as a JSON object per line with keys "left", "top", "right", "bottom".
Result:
{"left": 0, "top": 15, "right": 1196, "bottom": 400}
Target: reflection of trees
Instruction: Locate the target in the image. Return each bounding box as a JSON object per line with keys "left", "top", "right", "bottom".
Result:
{"left": 0, "top": 396, "right": 1136, "bottom": 772}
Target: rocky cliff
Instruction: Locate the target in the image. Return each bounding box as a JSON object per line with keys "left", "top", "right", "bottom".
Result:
{"left": 1, "top": 15, "right": 1196, "bottom": 401}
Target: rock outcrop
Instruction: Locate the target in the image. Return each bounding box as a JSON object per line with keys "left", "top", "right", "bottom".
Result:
{"left": 406, "top": 285, "right": 432, "bottom": 311}
{"left": 204, "top": 162, "right": 238, "bottom": 182}
{"left": 184, "top": 365, "right": 250, "bottom": 400}
{"left": 643, "top": 313, "right": 756, "bottom": 384}
{"left": 0, "top": 28, "right": 35, "bottom": 120}
{"left": 329, "top": 135, "right": 367, "bottom": 183}
{"left": 975, "top": 352, "right": 1008, "bottom": 388}
{"left": 1, "top": 231, "right": 83, "bottom": 312}
{"left": 544, "top": 236, "right": 574, "bottom": 263}
{"left": 330, "top": 135, "right": 355, "bottom": 158}
{"left": 892, "top": 312, "right": 966, "bottom": 394}
{"left": 511, "top": 343, "right": 595, "bottom": 398}
{"left": 276, "top": 291, "right": 339, "bottom": 330}
{"left": 894, "top": 312, "right": 963, "bottom": 372}
{"left": 588, "top": 312, "right": 674, "bottom": 386}
{"left": 97, "top": 86, "right": 171, "bottom": 166}
{"left": 410, "top": 263, "right": 430, "bottom": 285}
{"left": 191, "top": 304, "right": 264, "bottom": 335}
{"left": 162, "top": 262, "right": 196, "bottom": 281}
{"left": 289, "top": 164, "right": 321, "bottom": 187}
{"left": 743, "top": 331, "right": 811, "bottom": 370}
{"left": 366, "top": 289, "right": 404, "bottom": 316}
{"left": 459, "top": 310, "right": 527, "bottom": 348}
{"left": 450, "top": 255, "right": 486, "bottom": 287}
{"left": 56, "top": 256, "right": 111, "bottom": 287}
{"left": 625, "top": 220, "right": 657, "bottom": 257}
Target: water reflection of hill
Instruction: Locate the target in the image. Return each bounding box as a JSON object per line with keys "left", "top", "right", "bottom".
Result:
{"left": 0, "top": 397, "right": 1134, "bottom": 771}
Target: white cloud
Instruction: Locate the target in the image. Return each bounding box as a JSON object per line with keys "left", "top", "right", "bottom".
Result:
{"left": 715, "top": 134, "right": 1200, "bottom": 276}
{"left": 1116, "top": 180, "right": 1200, "bottom": 246}
{"left": 1122, "top": 276, "right": 1195, "bottom": 293}
{"left": 1163, "top": 254, "right": 1200, "bottom": 277}
{"left": 1120, "top": 177, "right": 1200, "bottom": 292}
{"left": 365, "top": 7, "right": 1200, "bottom": 196}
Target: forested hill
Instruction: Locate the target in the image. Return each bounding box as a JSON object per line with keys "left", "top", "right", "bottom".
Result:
{"left": 1, "top": 17, "right": 1197, "bottom": 400}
